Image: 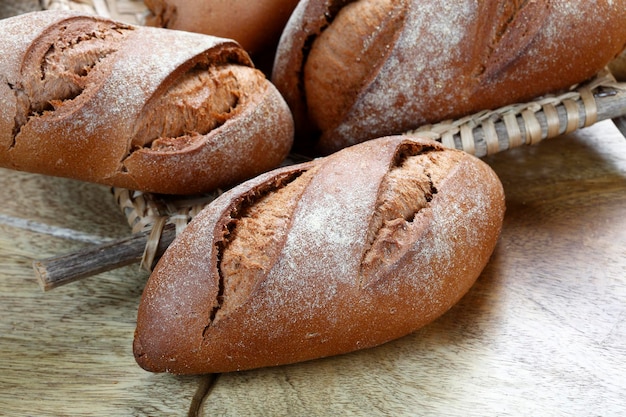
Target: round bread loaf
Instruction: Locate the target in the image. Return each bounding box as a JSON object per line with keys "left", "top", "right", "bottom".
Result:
{"left": 0, "top": 10, "right": 294, "bottom": 195}
{"left": 133, "top": 135, "right": 506, "bottom": 374}
{"left": 272, "top": 0, "right": 626, "bottom": 154}
{"left": 144, "top": 0, "right": 300, "bottom": 58}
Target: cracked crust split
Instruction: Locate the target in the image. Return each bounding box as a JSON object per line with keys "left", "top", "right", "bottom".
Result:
{"left": 360, "top": 143, "right": 448, "bottom": 287}
{"left": 11, "top": 18, "right": 132, "bottom": 146}
{"left": 209, "top": 167, "right": 313, "bottom": 328}
{"left": 0, "top": 10, "right": 294, "bottom": 194}
{"left": 133, "top": 135, "right": 506, "bottom": 374}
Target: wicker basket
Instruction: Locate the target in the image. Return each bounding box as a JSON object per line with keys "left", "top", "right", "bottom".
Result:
{"left": 112, "top": 70, "right": 626, "bottom": 270}
{"left": 30, "top": 0, "right": 626, "bottom": 290}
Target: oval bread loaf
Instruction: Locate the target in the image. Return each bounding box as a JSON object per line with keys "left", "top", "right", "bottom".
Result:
{"left": 133, "top": 135, "right": 506, "bottom": 374}
{"left": 272, "top": 0, "right": 626, "bottom": 154}
{"left": 0, "top": 10, "right": 294, "bottom": 195}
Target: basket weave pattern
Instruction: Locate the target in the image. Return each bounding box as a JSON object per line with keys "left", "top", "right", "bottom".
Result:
{"left": 407, "top": 70, "right": 621, "bottom": 156}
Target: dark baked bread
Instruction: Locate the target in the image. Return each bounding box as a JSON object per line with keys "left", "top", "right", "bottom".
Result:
{"left": 144, "top": 0, "right": 300, "bottom": 58}
{"left": 133, "top": 135, "right": 505, "bottom": 374}
{"left": 272, "top": 0, "right": 626, "bottom": 154}
{"left": 0, "top": 10, "right": 294, "bottom": 195}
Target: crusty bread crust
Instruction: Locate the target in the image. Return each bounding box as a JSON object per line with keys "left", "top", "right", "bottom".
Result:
{"left": 133, "top": 136, "right": 505, "bottom": 374}
{"left": 0, "top": 10, "right": 294, "bottom": 195}
{"left": 272, "top": 0, "right": 626, "bottom": 154}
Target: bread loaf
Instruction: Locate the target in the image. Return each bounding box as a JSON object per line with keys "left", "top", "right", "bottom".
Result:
{"left": 272, "top": 0, "right": 626, "bottom": 154}
{"left": 133, "top": 135, "right": 505, "bottom": 374}
{"left": 0, "top": 10, "right": 294, "bottom": 195}
{"left": 145, "top": 0, "right": 300, "bottom": 58}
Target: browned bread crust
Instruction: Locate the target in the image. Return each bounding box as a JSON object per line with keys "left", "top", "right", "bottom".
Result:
{"left": 272, "top": 0, "right": 626, "bottom": 154}
{"left": 144, "top": 0, "right": 300, "bottom": 57}
{"left": 0, "top": 10, "right": 294, "bottom": 195}
{"left": 133, "top": 135, "right": 505, "bottom": 374}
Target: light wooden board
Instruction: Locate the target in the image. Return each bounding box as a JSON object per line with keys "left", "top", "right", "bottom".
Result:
{"left": 0, "top": 121, "right": 625, "bottom": 416}
{"left": 0, "top": 174, "right": 210, "bottom": 416}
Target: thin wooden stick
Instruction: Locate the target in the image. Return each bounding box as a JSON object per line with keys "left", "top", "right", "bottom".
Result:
{"left": 33, "top": 223, "right": 176, "bottom": 291}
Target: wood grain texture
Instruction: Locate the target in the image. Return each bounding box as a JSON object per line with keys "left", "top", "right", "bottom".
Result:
{"left": 0, "top": 121, "right": 625, "bottom": 416}
{"left": 0, "top": 173, "right": 208, "bottom": 416}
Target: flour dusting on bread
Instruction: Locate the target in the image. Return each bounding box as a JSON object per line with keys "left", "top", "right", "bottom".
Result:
{"left": 134, "top": 136, "right": 505, "bottom": 374}
{"left": 0, "top": 10, "right": 294, "bottom": 194}
{"left": 215, "top": 168, "right": 316, "bottom": 323}
{"left": 273, "top": 0, "right": 626, "bottom": 154}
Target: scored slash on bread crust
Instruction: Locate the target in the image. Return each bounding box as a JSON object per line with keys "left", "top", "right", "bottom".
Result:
{"left": 133, "top": 136, "right": 505, "bottom": 374}
{"left": 0, "top": 10, "right": 294, "bottom": 195}
{"left": 214, "top": 168, "right": 313, "bottom": 324}
{"left": 360, "top": 144, "right": 450, "bottom": 287}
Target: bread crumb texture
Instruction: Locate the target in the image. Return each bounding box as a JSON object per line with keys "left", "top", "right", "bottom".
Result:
{"left": 216, "top": 168, "right": 315, "bottom": 323}
{"left": 132, "top": 64, "right": 267, "bottom": 153}
{"left": 0, "top": 13, "right": 132, "bottom": 147}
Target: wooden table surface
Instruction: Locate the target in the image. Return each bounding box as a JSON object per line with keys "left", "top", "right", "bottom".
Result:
{"left": 1, "top": 120, "right": 625, "bottom": 416}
